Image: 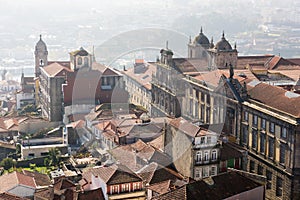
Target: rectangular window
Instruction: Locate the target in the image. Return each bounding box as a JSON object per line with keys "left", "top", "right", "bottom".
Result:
{"left": 252, "top": 130, "right": 257, "bottom": 149}
{"left": 196, "top": 151, "right": 202, "bottom": 163}
{"left": 111, "top": 185, "right": 119, "bottom": 194}
{"left": 268, "top": 138, "right": 274, "bottom": 158}
{"left": 269, "top": 122, "right": 275, "bottom": 133}
{"left": 121, "top": 184, "right": 126, "bottom": 192}
{"left": 243, "top": 111, "right": 248, "bottom": 121}
{"left": 207, "top": 136, "right": 211, "bottom": 144}
{"left": 242, "top": 126, "right": 248, "bottom": 144}
{"left": 204, "top": 151, "right": 209, "bottom": 161}
{"left": 250, "top": 160, "right": 255, "bottom": 173}
{"left": 201, "top": 105, "right": 205, "bottom": 121}
{"left": 133, "top": 183, "right": 140, "bottom": 191}
{"left": 280, "top": 144, "right": 286, "bottom": 165}
{"left": 201, "top": 93, "right": 205, "bottom": 102}
{"left": 190, "top": 87, "right": 193, "bottom": 96}
{"left": 189, "top": 99, "right": 193, "bottom": 114}
{"left": 203, "top": 167, "right": 209, "bottom": 178}
{"left": 206, "top": 108, "right": 210, "bottom": 123}
{"left": 206, "top": 94, "right": 210, "bottom": 104}
{"left": 200, "top": 137, "right": 205, "bottom": 144}
{"left": 281, "top": 127, "right": 287, "bottom": 139}
{"left": 253, "top": 115, "right": 258, "bottom": 126}
{"left": 211, "top": 166, "right": 217, "bottom": 176}
{"left": 276, "top": 177, "right": 283, "bottom": 197}
{"left": 258, "top": 165, "right": 263, "bottom": 175}
{"left": 260, "top": 134, "right": 266, "bottom": 154}
{"left": 261, "top": 118, "right": 266, "bottom": 130}
{"left": 266, "top": 170, "right": 272, "bottom": 189}
{"left": 196, "top": 91, "right": 199, "bottom": 99}
{"left": 195, "top": 169, "right": 201, "bottom": 179}
{"left": 211, "top": 150, "right": 217, "bottom": 161}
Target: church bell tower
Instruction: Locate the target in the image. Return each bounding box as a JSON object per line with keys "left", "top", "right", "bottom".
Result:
{"left": 34, "top": 35, "right": 48, "bottom": 77}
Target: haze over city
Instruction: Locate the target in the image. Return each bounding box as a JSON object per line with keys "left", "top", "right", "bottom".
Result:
{"left": 1, "top": 0, "right": 300, "bottom": 79}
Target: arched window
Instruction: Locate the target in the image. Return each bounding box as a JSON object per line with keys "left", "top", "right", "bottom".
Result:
{"left": 196, "top": 151, "right": 202, "bottom": 163}
{"left": 78, "top": 57, "right": 82, "bottom": 65}
{"left": 84, "top": 57, "right": 89, "bottom": 66}
{"left": 211, "top": 150, "right": 217, "bottom": 161}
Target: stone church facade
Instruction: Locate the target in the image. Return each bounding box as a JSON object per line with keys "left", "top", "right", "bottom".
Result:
{"left": 151, "top": 29, "right": 300, "bottom": 199}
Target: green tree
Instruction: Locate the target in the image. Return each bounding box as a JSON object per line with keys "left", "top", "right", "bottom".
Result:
{"left": 0, "top": 158, "right": 16, "bottom": 170}
{"left": 48, "top": 148, "right": 60, "bottom": 166}
{"left": 44, "top": 158, "right": 50, "bottom": 168}
{"left": 16, "top": 144, "right": 21, "bottom": 154}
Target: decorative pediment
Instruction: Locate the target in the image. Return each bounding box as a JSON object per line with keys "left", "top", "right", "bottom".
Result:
{"left": 214, "top": 75, "right": 246, "bottom": 102}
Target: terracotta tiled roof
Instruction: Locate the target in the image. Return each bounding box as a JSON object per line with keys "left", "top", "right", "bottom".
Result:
{"left": 122, "top": 62, "right": 156, "bottom": 90}
{"left": 172, "top": 58, "right": 209, "bottom": 73}
{"left": 0, "top": 172, "right": 36, "bottom": 193}
{"left": 237, "top": 55, "right": 274, "bottom": 69}
{"left": 91, "top": 62, "right": 107, "bottom": 73}
{"left": 34, "top": 188, "right": 51, "bottom": 199}
{"left": 153, "top": 171, "right": 262, "bottom": 200}
{"left": 77, "top": 188, "right": 105, "bottom": 200}
{"left": 21, "top": 170, "right": 51, "bottom": 187}
{"left": 193, "top": 69, "right": 246, "bottom": 88}
{"left": 48, "top": 61, "right": 70, "bottom": 68}
{"left": 42, "top": 62, "right": 72, "bottom": 77}
{"left": 91, "top": 62, "right": 121, "bottom": 76}
{"left": 287, "top": 58, "right": 300, "bottom": 65}
{"left": 110, "top": 140, "right": 171, "bottom": 171}
{"left": 0, "top": 192, "right": 30, "bottom": 200}
{"left": 169, "top": 118, "right": 200, "bottom": 138}
{"left": 148, "top": 134, "right": 164, "bottom": 151}
{"left": 247, "top": 82, "right": 300, "bottom": 117}
{"left": 68, "top": 120, "right": 85, "bottom": 129}
{"left": 53, "top": 177, "right": 76, "bottom": 191}
{"left": 147, "top": 180, "right": 171, "bottom": 195}
{"left": 84, "top": 164, "right": 142, "bottom": 185}
{"left": 0, "top": 117, "right": 28, "bottom": 132}
{"left": 137, "top": 162, "right": 183, "bottom": 185}
{"left": 266, "top": 56, "right": 296, "bottom": 70}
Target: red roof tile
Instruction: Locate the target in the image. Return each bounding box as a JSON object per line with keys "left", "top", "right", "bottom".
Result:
{"left": 169, "top": 118, "right": 200, "bottom": 138}
{"left": 42, "top": 62, "right": 72, "bottom": 77}
{"left": 248, "top": 82, "right": 300, "bottom": 117}
{"left": 0, "top": 172, "right": 36, "bottom": 193}
{"left": 0, "top": 192, "right": 30, "bottom": 200}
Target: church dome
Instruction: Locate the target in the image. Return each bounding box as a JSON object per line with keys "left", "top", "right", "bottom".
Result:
{"left": 35, "top": 35, "right": 47, "bottom": 51}
{"left": 215, "top": 32, "right": 232, "bottom": 51}
{"left": 194, "top": 28, "right": 209, "bottom": 46}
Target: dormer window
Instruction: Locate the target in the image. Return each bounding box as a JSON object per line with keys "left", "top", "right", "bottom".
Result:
{"left": 200, "top": 137, "right": 205, "bottom": 144}
{"left": 207, "top": 136, "right": 211, "bottom": 144}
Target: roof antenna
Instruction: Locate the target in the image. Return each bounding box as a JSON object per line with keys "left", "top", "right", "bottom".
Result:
{"left": 222, "top": 31, "right": 225, "bottom": 39}
{"left": 166, "top": 40, "right": 168, "bottom": 49}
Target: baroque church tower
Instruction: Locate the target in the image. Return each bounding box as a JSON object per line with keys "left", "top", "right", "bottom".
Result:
{"left": 188, "top": 27, "right": 212, "bottom": 59}
{"left": 188, "top": 29, "right": 238, "bottom": 70}
{"left": 34, "top": 35, "right": 48, "bottom": 77}
{"left": 208, "top": 32, "right": 238, "bottom": 69}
